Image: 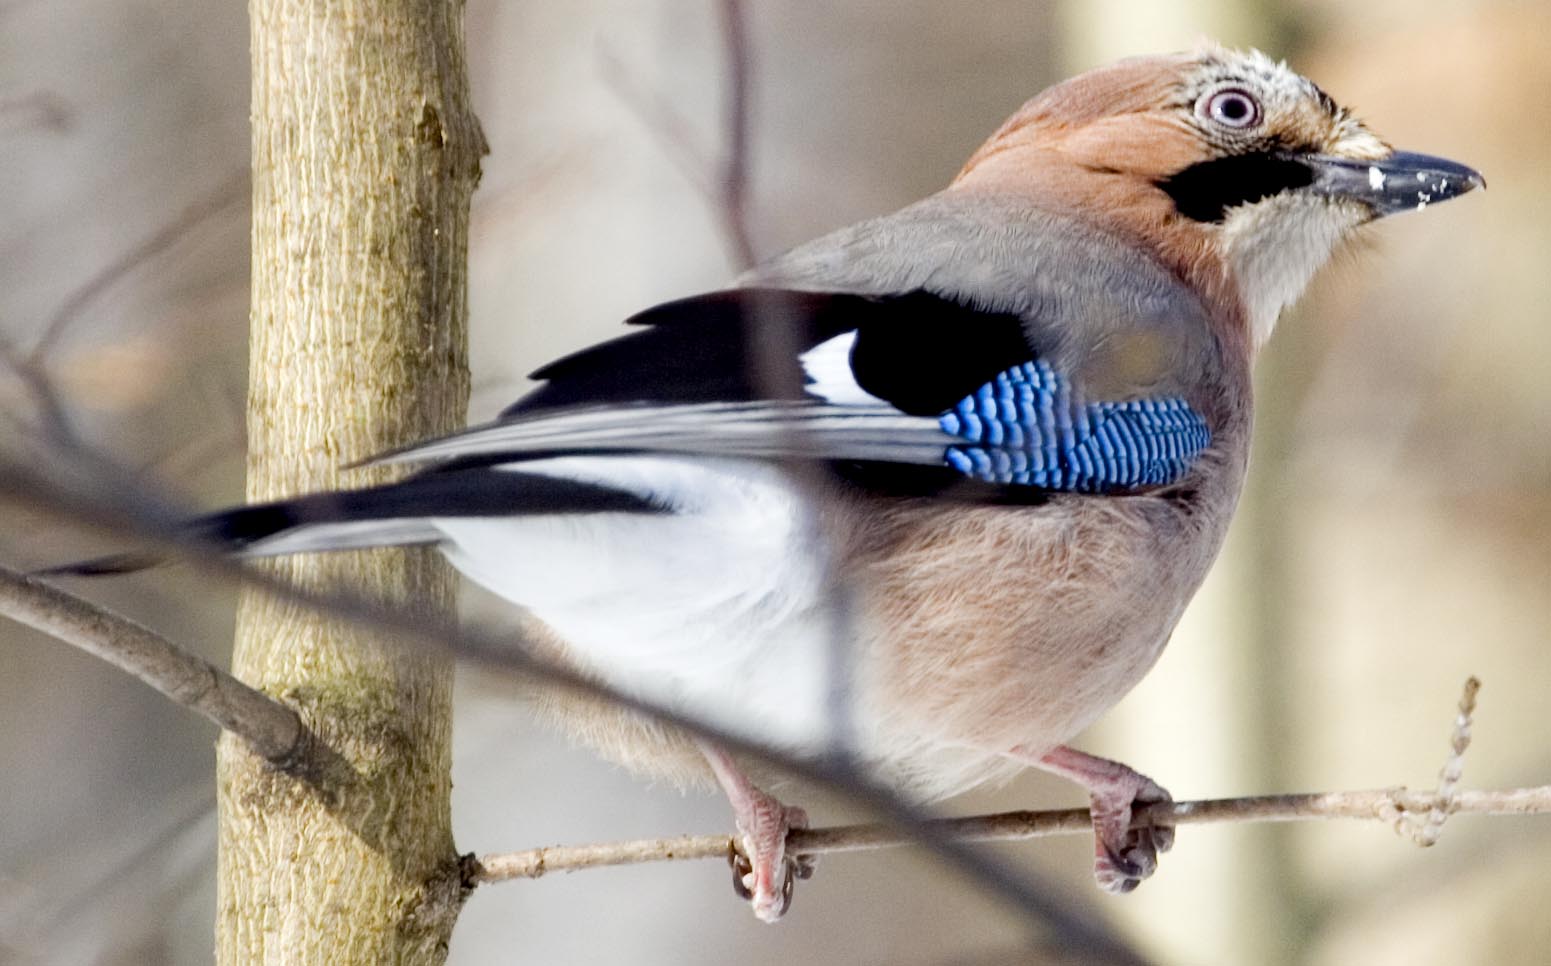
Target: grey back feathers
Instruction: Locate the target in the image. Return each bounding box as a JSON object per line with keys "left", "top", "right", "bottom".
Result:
{"left": 755, "top": 189, "right": 1225, "bottom": 398}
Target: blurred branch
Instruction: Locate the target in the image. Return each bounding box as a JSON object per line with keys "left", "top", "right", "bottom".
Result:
{"left": 715, "top": 0, "right": 756, "bottom": 270}
{"left": 0, "top": 90, "right": 73, "bottom": 133}
{"left": 0, "top": 563, "right": 309, "bottom": 771}
{"left": 599, "top": 0, "right": 759, "bottom": 271}
{"left": 1, "top": 167, "right": 245, "bottom": 465}
{"left": 598, "top": 47, "right": 713, "bottom": 196}
{"left": 0, "top": 336, "right": 87, "bottom": 451}
{"left": 0, "top": 784, "right": 214, "bottom": 960}
{"left": 29, "top": 171, "right": 246, "bottom": 362}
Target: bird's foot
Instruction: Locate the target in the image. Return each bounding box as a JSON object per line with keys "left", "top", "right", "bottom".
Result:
{"left": 727, "top": 798, "right": 814, "bottom": 922}
{"left": 1086, "top": 769, "right": 1172, "bottom": 894}
{"left": 700, "top": 742, "right": 815, "bottom": 922}
{"left": 1020, "top": 744, "right": 1175, "bottom": 894}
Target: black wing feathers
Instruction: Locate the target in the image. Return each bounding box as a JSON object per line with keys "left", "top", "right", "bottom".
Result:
{"left": 514, "top": 289, "right": 845, "bottom": 412}
{"left": 845, "top": 293, "right": 1032, "bottom": 415}
{"left": 508, "top": 287, "right": 1034, "bottom": 418}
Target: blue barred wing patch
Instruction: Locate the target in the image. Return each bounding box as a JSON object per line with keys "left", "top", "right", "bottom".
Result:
{"left": 937, "top": 361, "right": 1210, "bottom": 492}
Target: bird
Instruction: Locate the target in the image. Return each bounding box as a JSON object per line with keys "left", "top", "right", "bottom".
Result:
{"left": 54, "top": 44, "right": 1482, "bottom": 921}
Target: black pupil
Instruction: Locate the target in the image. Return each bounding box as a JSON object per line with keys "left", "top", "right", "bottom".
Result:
{"left": 1218, "top": 95, "right": 1249, "bottom": 121}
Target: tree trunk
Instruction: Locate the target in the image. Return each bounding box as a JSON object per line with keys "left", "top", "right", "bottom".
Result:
{"left": 216, "top": 0, "right": 484, "bottom": 961}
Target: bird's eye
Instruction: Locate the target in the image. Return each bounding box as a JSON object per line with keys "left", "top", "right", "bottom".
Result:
{"left": 1201, "top": 88, "right": 1262, "bottom": 129}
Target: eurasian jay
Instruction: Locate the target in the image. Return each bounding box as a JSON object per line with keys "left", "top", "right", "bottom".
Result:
{"left": 59, "top": 44, "right": 1481, "bottom": 921}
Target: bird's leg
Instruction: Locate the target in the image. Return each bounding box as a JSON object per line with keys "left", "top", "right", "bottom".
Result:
{"left": 1013, "top": 744, "right": 1175, "bottom": 894}
{"left": 697, "top": 741, "right": 814, "bottom": 922}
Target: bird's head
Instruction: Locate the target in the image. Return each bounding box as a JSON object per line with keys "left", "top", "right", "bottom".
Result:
{"left": 954, "top": 44, "right": 1483, "bottom": 349}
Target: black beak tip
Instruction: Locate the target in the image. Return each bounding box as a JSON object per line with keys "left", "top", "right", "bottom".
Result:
{"left": 1441, "top": 159, "right": 1487, "bottom": 194}
{"left": 1354, "top": 150, "right": 1486, "bottom": 215}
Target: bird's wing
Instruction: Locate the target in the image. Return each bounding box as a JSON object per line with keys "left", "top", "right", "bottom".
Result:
{"left": 372, "top": 287, "right": 1211, "bottom": 496}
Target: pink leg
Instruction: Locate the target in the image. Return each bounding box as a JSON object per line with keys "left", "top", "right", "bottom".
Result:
{"left": 1013, "top": 745, "right": 1175, "bottom": 894}
{"left": 698, "top": 742, "right": 814, "bottom": 922}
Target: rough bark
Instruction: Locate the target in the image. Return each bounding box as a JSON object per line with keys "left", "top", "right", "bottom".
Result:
{"left": 216, "top": 0, "right": 484, "bottom": 962}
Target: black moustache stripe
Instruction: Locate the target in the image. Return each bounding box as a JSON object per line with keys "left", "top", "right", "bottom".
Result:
{"left": 1158, "top": 152, "right": 1315, "bottom": 223}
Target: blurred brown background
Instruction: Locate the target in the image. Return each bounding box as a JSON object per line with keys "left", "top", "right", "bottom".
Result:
{"left": 1, "top": 0, "right": 1547, "bottom": 963}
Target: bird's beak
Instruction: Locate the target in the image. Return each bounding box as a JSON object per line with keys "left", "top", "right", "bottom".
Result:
{"left": 1307, "top": 150, "right": 1485, "bottom": 217}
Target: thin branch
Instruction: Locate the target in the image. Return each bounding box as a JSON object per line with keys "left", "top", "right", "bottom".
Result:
{"left": 597, "top": 46, "right": 715, "bottom": 198}
{"left": 470, "top": 784, "right": 1551, "bottom": 885}
{"left": 29, "top": 171, "right": 247, "bottom": 362}
{"left": 474, "top": 834, "right": 733, "bottom": 882}
{"left": 715, "top": 0, "right": 757, "bottom": 270}
{"left": 0, "top": 336, "right": 86, "bottom": 452}
{"left": 0, "top": 563, "right": 308, "bottom": 770}
{"left": 598, "top": 0, "right": 760, "bottom": 271}
{"left": 0, "top": 90, "right": 73, "bottom": 133}
{"left": 463, "top": 676, "right": 1528, "bottom": 884}
{"left": 0, "top": 784, "right": 214, "bottom": 956}
{"left": 1388, "top": 675, "right": 1479, "bottom": 846}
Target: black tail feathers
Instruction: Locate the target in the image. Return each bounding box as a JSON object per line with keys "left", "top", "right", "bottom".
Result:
{"left": 31, "top": 501, "right": 324, "bottom": 578}
{"left": 34, "top": 466, "right": 661, "bottom": 578}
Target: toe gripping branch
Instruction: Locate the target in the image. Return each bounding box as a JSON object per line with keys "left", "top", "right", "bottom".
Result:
{"left": 1024, "top": 744, "right": 1176, "bottom": 894}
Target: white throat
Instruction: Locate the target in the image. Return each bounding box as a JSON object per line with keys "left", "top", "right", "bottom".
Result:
{"left": 1219, "top": 195, "right": 1366, "bottom": 349}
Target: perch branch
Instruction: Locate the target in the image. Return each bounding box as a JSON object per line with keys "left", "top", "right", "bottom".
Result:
{"left": 467, "top": 676, "right": 1526, "bottom": 883}
{"left": 470, "top": 783, "right": 1550, "bottom": 884}
{"left": 0, "top": 564, "right": 307, "bottom": 770}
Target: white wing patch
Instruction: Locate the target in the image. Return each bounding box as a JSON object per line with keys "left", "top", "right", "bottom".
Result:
{"left": 799, "top": 331, "right": 884, "bottom": 405}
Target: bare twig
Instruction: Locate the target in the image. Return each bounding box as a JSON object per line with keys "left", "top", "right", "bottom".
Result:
{"left": 0, "top": 90, "right": 73, "bottom": 133}
{"left": 1382, "top": 675, "right": 1479, "bottom": 847}
{"left": 29, "top": 171, "right": 247, "bottom": 362}
{"left": 0, "top": 785, "right": 214, "bottom": 958}
{"left": 470, "top": 784, "right": 1551, "bottom": 885}
{"left": 0, "top": 336, "right": 86, "bottom": 452}
{"left": 598, "top": 0, "right": 759, "bottom": 271}
{"left": 464, "top": 676, "right": 1513, "bottom": 882}
{"left": 715, "top": 0, "right": 757, "bottom": 270}
{"left": 597, "top": 46, "right": 714, "bottom": 198}
{"left": 0, "top": 564, "right": 307, "bottom": 769}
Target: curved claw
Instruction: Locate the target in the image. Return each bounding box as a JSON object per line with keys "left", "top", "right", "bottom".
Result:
{"left": 729, "top": 848, "right": 754, "bottom": 901}
{"left": 778, "top": 860, "right": 797, "bottom": 916}
{"left": 700, "top": 743, "right": 821, "bottom": 921}
{"left": 727, "top": 833, "right": 813, "bottom": 918}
